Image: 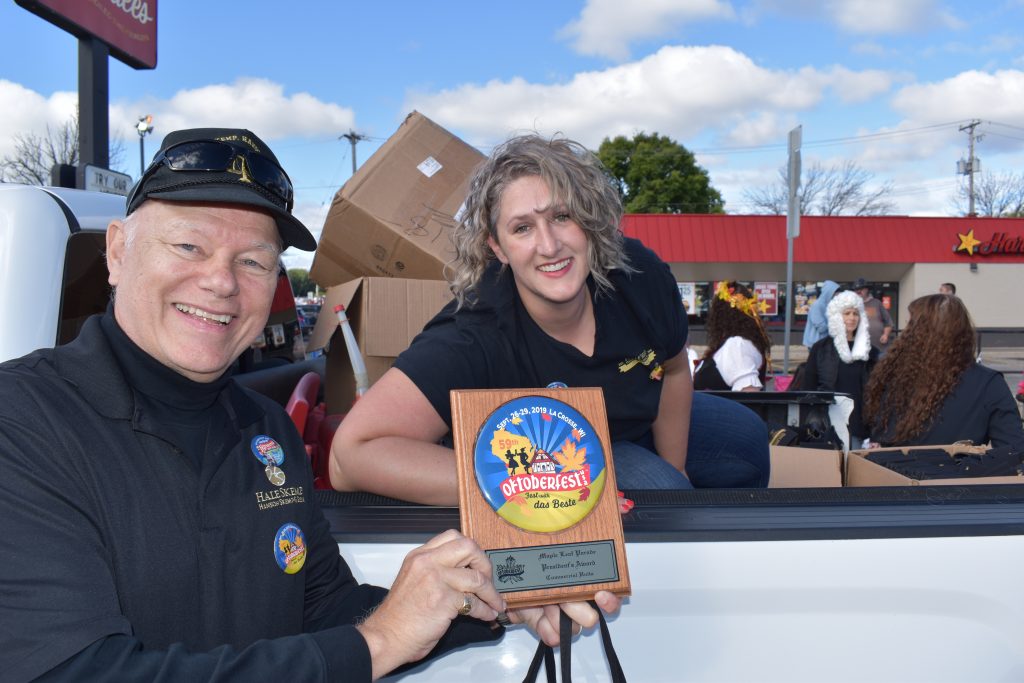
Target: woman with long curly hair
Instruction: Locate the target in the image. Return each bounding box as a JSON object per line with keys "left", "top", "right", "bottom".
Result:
{"left": 694, "top": 281, "right": 772, "bottom": 391}
{"left": 864, "top": 294, "right": 1024, "bottom": 448}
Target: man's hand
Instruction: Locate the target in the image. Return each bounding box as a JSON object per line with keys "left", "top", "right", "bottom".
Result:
{"left": 505, "top": 590, "right": 622, "bottom": 647}
{"left": 357, "top": 530, "right": 503, "bottom": 680}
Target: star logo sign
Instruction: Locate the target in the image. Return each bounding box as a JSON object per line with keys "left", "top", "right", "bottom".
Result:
{"left": 955, "top": 229, "right": 981, "bottom": 254}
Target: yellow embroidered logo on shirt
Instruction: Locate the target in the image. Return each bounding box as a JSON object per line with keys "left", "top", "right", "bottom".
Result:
{"left": 618, "top": 349, "right": 656, "bottom": 373}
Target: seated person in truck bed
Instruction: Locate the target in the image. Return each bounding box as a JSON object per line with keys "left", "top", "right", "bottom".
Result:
{"left": 800, "top": 290, "right": 879, "bottom": 449}
{"left": 693, "top": 280, "right": 772, "bottom": 392}
{"left": 329, "top": 134, "right": 770, "bottom": 506}
{"left": 864, "top": 293, "right": 1024, "bottom": 450}
{"left": 0, "top": 127, "right": 617, "bottom": 682}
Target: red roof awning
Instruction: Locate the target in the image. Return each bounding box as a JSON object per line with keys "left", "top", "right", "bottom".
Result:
{"left": 621, "top": 214, "right": 1024, "bottom": 263}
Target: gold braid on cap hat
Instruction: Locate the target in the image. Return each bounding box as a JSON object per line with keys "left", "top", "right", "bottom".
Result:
{"left": 714, "top": 280, "right": 773, "bottom": 374}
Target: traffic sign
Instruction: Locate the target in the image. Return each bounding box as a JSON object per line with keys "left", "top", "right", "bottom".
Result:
{"left": 78, "top": 164, "right": 132, "bottom": 196}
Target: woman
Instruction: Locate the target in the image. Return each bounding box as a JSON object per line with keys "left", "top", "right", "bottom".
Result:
{"left": 328, "top": 134, "right": 769, "bottom": 505}
{"left": 693, "top": 281, "right": 772, "bottom": 391}
{"left": 864, "top": 294, "right": 1024, "bottom": 449}
{"left": 801, "top": 290, "right": 879, "bottom": 448}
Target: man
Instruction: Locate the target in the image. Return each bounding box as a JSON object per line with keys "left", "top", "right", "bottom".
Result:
{"left": 0, "top": 128, "right": 617, "bottom": 682}
{"left": 939, "top": 282, "right": 957, "bottom": 296}
{"left": 853, "top": 277, "right": 893, "bottom": 354}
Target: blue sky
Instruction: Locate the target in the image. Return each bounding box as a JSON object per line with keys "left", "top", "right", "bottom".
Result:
{"left": 3, "top": 0, "right": 1024, "bottom": 269}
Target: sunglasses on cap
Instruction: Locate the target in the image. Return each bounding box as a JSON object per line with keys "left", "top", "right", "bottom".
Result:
{"left": 128, "top": 139, "right": 295, "bottom": 211}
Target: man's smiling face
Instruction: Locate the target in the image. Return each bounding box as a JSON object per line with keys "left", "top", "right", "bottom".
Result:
{"left": 106, "top": 199, "right": 281, "bottom": 382}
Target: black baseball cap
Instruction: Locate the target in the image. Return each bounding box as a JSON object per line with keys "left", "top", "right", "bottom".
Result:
{"left": 853, "top": 277, "right": 870, "bottom": 291}
{"left": 126, "top": 128, "right": 316, "bottom": 251}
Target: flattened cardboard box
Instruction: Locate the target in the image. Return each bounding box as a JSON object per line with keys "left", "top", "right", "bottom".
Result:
{"left": 310, "top": 111, "right": 485, "bottom": 286}
{"left": 768, "top": 446, "right": 842, "bottom": 488}
{"left": 846, "top": 444, "right": 1024, "bottom": 486}
{"left": 307, "top": 277, "right": 453, "bottom": 414}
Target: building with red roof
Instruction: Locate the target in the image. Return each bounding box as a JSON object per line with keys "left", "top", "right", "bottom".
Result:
{"left": 622, "top": 214, "right": 1024, "bottom": 334}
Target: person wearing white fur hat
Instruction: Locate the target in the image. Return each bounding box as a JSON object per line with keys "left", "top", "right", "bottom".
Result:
{"left": 799, "top": 290, "right": 880, "bottom": 447}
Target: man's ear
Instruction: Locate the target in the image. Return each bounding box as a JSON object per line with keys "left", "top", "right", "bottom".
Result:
{"left": 106, "top": 219, "right": 127, "bottom": 287}
{"left": 487, "top": 235, "right": 508, "bottom": 265}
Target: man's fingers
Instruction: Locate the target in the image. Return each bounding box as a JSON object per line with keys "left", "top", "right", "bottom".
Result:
{"left": 593, "top": 590, "right": 622, "bottom": 616}
{"left": 556, "top": 600, "right": 599, "bottom": 630}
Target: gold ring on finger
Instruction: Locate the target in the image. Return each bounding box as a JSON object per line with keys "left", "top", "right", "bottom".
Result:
{"left": 457, "top": 594, "right": 473, "bottom": 616}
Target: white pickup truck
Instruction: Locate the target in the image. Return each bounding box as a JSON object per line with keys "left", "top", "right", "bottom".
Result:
{"left": 4, "top": 183, "right": 1024, "bottom": 682}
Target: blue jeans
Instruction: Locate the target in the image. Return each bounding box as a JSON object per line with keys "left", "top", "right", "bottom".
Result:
{"left": 613, "top": 392, "right": 770, "bottom": 490}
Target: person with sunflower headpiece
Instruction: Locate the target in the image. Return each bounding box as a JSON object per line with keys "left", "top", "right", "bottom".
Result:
{"left": 694, "top": 281, "right": 773, "bottom": 392}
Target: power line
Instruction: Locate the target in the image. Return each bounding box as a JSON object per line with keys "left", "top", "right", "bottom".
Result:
{"left": 986, "top": 119, "right": 1024, "bottom": 133}
{"left": 690, "top": 120, "right": 969, "bottom": 156}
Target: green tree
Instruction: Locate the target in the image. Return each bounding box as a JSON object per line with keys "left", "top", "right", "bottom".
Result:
{"left": 597, "top": 132, "right": 724, "bottom": 214}
{"left": 288, "top": 268, "right": 316, "bottom": 299}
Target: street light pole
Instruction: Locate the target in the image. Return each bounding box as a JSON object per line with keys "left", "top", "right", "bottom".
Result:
{"left": 136, "top": 115, "right": 154, "bottom": 177}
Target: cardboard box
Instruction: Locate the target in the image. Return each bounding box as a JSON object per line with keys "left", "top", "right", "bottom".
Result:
{"left": 846, "top": 444, "right": 1024, "bottom": 486}
{"left": 768, "top": 446, "right": 842, "bottom": 488}
{"left": 310, "top": 111, "right": 485, "bottom": 286}
{"left": 307, "top": 277, "right": 453, "bottom": 413}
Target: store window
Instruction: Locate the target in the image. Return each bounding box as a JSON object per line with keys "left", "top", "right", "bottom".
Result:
{"left": 676, "top": 280, "right": 899, "bottom": 329}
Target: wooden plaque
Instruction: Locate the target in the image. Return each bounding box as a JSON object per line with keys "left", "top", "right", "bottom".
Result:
{"left": 452, "top": 387, "right": 630, "bottom": 608}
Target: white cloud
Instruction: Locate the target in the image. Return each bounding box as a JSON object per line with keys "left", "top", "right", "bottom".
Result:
{"left": 0, "top": 80, "right": 77, "bottom": 159}
{"left": 825, "top": 65, "right": 902, "bottom": 103}
{"left": 751, "top": 0, "right": 962, "bottom": 34}
{"left": 891, "top": 69, "right": 1024, "bottom": 125}
{"left": 0, "top": 77, "right": 356, "bottom": 167}
{"left": 851, "top": 41, "right": 897, "bottom": 57}
{"left": 108, "top": 78, "right": 356, "bottom": 142}
{"left": 560, "top": 0, "right": 736, "bottom": 61}
{"left": 407, "top": 45, "right": 896, "bottom": 149}
{"left": 725, "top": 111, "right": 797, "bottom": 146}
{"left": 824, "top": 0, "right": 963, "bottom": 34}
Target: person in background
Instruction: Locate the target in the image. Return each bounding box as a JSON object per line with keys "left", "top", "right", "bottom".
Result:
{"left": 864, "top": 294, "right": 1024, "bottom": 450}
{"left": 802, "top": 280, "right": 840, "bottom": 349}
{"left": 330, "top": 134, "right": 770, "bottom": 501}
{"left": 800, "top": 290, "right": 879, "bottom": 449}
{"left": 939, "top": 282, "right": 957, "bottom": 296}
{"left": 853, "top": 277, "right": 893, "bottom": 355}
{"left": 0, "top": 127, "right": 616, "bottom": 682}
{"left": 693, "top": 281, "right": 772, "bottom": 392}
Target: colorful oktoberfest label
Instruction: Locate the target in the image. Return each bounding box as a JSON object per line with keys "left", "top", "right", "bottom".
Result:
{"left": 473, "top": 396, "right": 607, "bottom": 533}
{"left": 273, "top": 522, "right": 306, "bottom": 574}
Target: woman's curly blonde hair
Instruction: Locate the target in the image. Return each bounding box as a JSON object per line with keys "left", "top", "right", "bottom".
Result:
{"left": 446, "top": 134, "right": 632, "bottom": 308}
{"left": 863, "top": 294, "right": 977, "bottom": 443}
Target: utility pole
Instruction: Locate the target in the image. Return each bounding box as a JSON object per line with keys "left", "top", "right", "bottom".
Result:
{"left": 958, "top": 120, "right": 983, "bottom": 217}
{"left": 783, "top": 125, "right": 801, "bottom": 375}
{"left": 340, "top": 129, "right": 367, "bottom": 175}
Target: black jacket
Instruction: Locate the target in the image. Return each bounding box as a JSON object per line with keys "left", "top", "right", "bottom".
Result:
{"left": 801, "top": 337, "right": 879, "bottom": 440}
{"left": 0, "top": 313, "right": 499, "bottom": 682}
{"left": 872, "top": 363, "right": 1024, "bottom": 450}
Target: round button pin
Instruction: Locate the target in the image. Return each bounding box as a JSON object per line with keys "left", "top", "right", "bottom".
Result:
{"left": 265, "top": 465, "right": 286, "bottom": 487}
